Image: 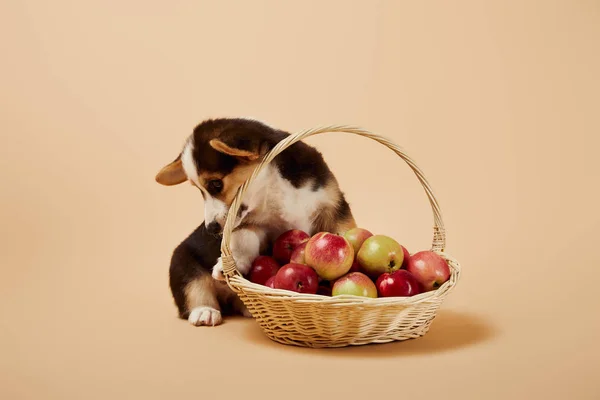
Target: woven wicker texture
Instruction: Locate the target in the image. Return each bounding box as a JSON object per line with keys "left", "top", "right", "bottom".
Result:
{"left": 221, "top": 126, "right": 461, "bottom": 348}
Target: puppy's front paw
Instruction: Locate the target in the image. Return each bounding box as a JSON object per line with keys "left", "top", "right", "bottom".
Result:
{"left": 232, "top": 255, "right": 253, "bottom": 276}
{"left": 188, "top": 306, "right": 222, "bottom": 326}
{"left": 212, "top": 257, "right": 226, "bottom": 281}
{"left": 214, "top": 255, "right": 252, "bottom": 279}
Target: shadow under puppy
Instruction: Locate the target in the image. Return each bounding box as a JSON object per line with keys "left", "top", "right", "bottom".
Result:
{"left": 156, "top": 118, "right": 356, "bottom": 326}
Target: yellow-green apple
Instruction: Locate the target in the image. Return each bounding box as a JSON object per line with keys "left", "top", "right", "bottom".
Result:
{"left": 332, "top": 272, "right": 378, "bottom": 298}
{"left": 272, "top": 229, "right": 310, "bottom": 265}
{"left": 305, "top": 232, "right": 354, "bottom": 280}
{"left": 376, "top": 270, "right": 422, "bottom": 297}
{"left": 356, "top": 235, "right": 404, "bottom": 278}
{"left": 273, "top": 263, "right": 319, "bottom": 294}
{"left": 343, "top": 227, "right": 373, "bottom": 254}
{"left": 290, "top": 241, "right": 308, "bottom": 264}
{"left": 405, "top": 251, "right": 451, "bottom": 291}
{"left": 248, "top": 256, "right": 280, "bottom": 285}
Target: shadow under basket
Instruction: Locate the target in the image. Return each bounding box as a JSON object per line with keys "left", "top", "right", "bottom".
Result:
{"left": 221, "top": 125, "right": 462, "bottom": 348}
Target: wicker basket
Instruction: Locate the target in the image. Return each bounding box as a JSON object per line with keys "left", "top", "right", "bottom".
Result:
{"left": 221, "top": 125, "right": 461, "bottom": 348}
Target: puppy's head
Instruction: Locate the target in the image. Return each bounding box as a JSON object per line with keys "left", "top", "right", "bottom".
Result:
{"left": 155, "top": 118, "right": 280, "bottom": 235}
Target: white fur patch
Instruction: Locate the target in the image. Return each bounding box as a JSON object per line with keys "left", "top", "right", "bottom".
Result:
{"left": 188, "top": 306, "right": 222, "bottom": 326}
{"left": 240, "top": 164, "right": 334, "bottom": 235}
{"left": 181, "top": 138, "right": 200, "bottom": 187}
{"left": 204, "top": 196, "right": 228, "bottom": 228}
{"left": 278, "top": 178, "right": 333, "bottom": 234}
{"left": 181, "top": 137, "right": 228, "bottom": 227}
{"left": 212, "top": 257, "right": 225, "bottom": 281}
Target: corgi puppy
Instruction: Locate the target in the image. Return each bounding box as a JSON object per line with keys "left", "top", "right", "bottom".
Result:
{"left": 155, "top": 118, "right": 356, "bottom": 326}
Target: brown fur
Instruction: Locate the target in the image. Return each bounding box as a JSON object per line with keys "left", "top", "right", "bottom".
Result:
{"left": 311, "top": 182, "right": 357, "bottom": 234}
{"left": 184, "top": 273, "right": 220, "bottom": 311}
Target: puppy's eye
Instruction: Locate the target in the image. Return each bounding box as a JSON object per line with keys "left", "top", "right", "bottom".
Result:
{"left": 207, "top": 179, "right": 223, "bottom": 194}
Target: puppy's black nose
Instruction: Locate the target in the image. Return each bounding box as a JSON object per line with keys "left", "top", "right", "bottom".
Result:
{"left": 206, "top": 221, "right": 221, "bottom": 235}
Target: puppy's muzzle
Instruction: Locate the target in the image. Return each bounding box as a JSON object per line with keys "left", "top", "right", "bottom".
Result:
{"left": 206, "top": 221, "right": 222, "bottom": 235}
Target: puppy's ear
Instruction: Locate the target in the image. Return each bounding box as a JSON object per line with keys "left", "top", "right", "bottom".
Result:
{"left": 209, "top": 128, "right": 272, "bottom": 162}
{"left": 155, "top": 156, "right": 187, "bottom": 186}
{"left": 208, "top": 139, "right": 263, "bottom": 161}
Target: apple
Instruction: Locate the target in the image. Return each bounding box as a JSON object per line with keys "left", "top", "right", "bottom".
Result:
{"left": 264, "top": 276, "right": 276, "bottom": 288}
{"left": 348, "top": 259, "right": 362, "bottom": 273}
{"left": 356, "top": 235, "right": 405, "bottom": 278}
{"left": 317, "top": 285, "right": 332, "bottom": 296}
{"left": 406, "top": 250, "right": 451, "bottom": 291}
{"left": 289, "top": 241, "right": 308, "bottom": 264}
{"left": 273, "top": 263, "right": 319, "bottom": 294}
{"left": 332, "top": 272, "right": 378, "bottom": 298}
{"left": 248, "top": 255, "right": 281, "bottom": 285}
{"left": 401, "top": 245, "right": 410, "bottom": 268}
{"left": 343, "top": 227, "right": 373, "bottom": 254}
{"left": 304, "top": 232, "right": 354, "bottom": 280}
{"left": 272, "top": 229, "right": 310, "bottom": 265}
{"left": 376, "top": 270, "right": 422, "bottom": 297}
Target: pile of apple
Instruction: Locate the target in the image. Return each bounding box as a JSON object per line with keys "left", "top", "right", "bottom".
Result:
{"left": 246, "top": 228, "right": 451, "bottom": 299}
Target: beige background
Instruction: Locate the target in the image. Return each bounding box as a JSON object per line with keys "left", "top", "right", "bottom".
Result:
{"left": 1, "top": 1, "right": 599, "bottom": 399}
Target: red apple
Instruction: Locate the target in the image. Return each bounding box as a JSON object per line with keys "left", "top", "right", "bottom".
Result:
{"left": 290, "top": 241, "right": 308, "bottom": 264}
{"left": 273, "top": 263, "right": 319, "bottom": 294}
{"left": 304, "top": 232, "right": 354, "bottom": 281}
{"left": 264, "top": 276, "right": 276, "bottom": 288}
{"left": 332, "top": 272, "right": 378, "bottom": 298}
{"left": 272, "top": 229, "right": 310, "bottom": 265}
{"left": 356, "top": 235, "right": 405, "bottom": 278}
{"left": 348, "top": 259, "right": 362, "bottom": 273}
{"left": 401, "top": 245, "right": 410, "bottom": 268}
{"left": 406, "top": 251, "right": 451, "bottom": 291}
{"left": 248, "top": 256, "right": 281, "bottom": 285}
{"left": 343, "top": 227, "right": 374, "bottom": 254}
{"left": 317, "top": 285, "right": 332, "bottom": 296}
{"left": 376, "top": 270, "right": 422, "bottom": 297}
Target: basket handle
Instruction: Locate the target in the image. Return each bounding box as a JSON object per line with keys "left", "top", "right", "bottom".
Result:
{"left": 220, "top": 125, "right": 446, "bottom": 280}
